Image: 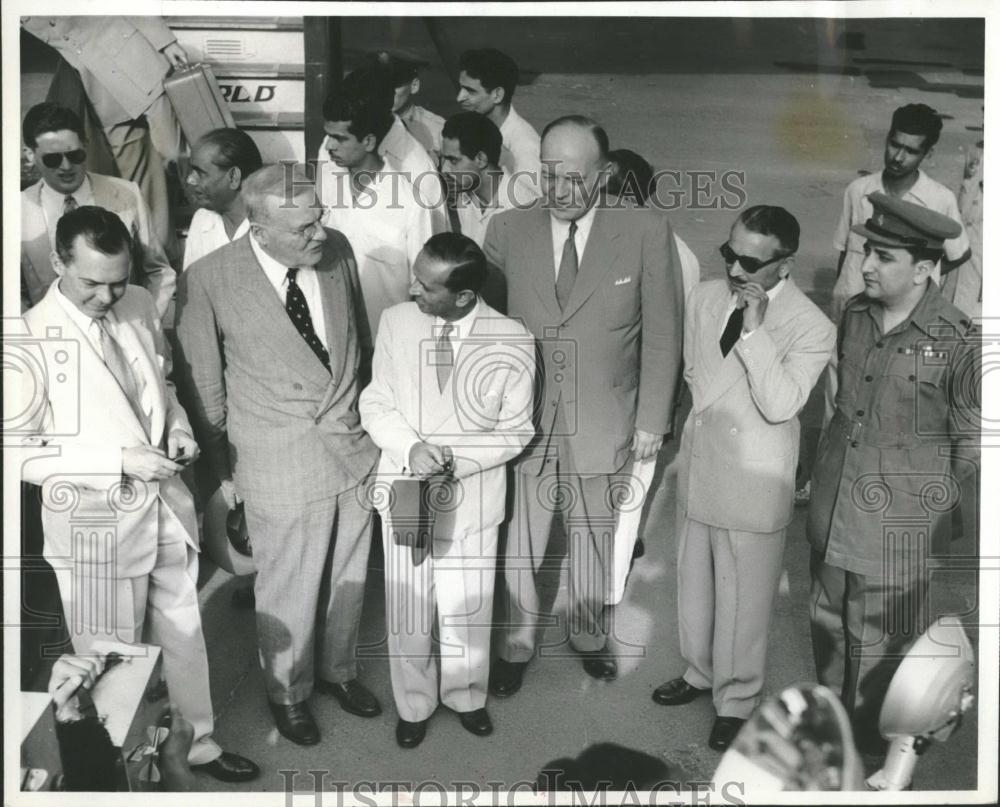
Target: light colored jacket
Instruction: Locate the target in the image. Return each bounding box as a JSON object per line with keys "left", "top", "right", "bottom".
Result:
{"left": 21, "top": 174, "right": 176, "bottom": 317}
{"left": 19, "top": 283, "right": 199, "bottom": 578}
{"left": 678, "top": 278, "right": 835, "bottom": 533}
{"left": 359, "top": 300, "right": 535, "bottom": 538}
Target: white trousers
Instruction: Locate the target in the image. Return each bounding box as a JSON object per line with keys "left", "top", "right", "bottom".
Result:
{"left": 53, "top": 502, "right": 220, "bottom": 765}
{"left": 382, "top": 519, "right": 498, "bottom": 722}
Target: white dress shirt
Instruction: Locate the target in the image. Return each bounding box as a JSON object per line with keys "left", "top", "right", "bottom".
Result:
{"left": 182, "top": 208, "right": 250, "bottom": 271}
{"left": 498, "top": 105, "right": 542, "bottom": 197}
{"left": 323, "top": 169, "right": 435, "bottom": 340}
{"left": 41, "top": 176, "right": 95, "bottom": 246}
{"left": 53, "top": 280, "right": 155, "bottom": 420}
{"left": 549, "top": 205, "right": 597, "bottom": 278}
{"left": 454, "top": 170, "right": 536, "bottom": 247}
{"left": 249, "top": 232, "right": 329, "bottom": 350}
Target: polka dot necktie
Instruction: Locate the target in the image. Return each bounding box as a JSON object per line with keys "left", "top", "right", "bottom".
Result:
{"left": 285, "top": 268, "right": 330, "bottom": 373}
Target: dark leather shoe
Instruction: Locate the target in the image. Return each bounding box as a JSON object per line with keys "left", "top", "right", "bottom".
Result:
{"left": 269, "top": 700, "right": 319, "bottom": 746}
{"left": 709, "top": 716, "right": 746, "bottom": 751}
{"left": 458, "top": 708, "right": 493, "bottom": 737}
{"left": 192, "top": 751, "right": 260, "bottom": 783}
{"left": 580, "top": 647, "right": 617, "bottom": 680}
{"left": 316, "top": 678, "right": 382, "bottom": 717}
{"left": 652, "top": 677, "right": 710, "bottom": 706}
{"left": 396, "top": 718, "right": 428, "bottom": 748}
{"left": 489, "top": 659, "right": 528, "bottom": 697}
{"left": 631, "top": 537, "right": 646, "bottom": 560}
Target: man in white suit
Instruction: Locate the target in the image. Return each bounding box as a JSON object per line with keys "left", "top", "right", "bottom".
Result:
{"left": 21, "top": 103, "right": 175, "bottom": 318}
{"left": 17, "top": 206, "right": 257, "bottom": 782}
{"left": 652, "top": 206, "right": 835, "bottom": 752}
{"left": 359, "top": 233, "right": 535, "bottom": 748}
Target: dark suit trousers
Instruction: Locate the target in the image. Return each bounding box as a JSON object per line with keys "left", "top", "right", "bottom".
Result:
{"left": 809, "top": 551, "right": 929, "bottom": 736}
{"left": 501, "top": 434, "right": 619, "bottom": 661}
{"left": 244, "top": 487, "right": 372, "bottom": 704}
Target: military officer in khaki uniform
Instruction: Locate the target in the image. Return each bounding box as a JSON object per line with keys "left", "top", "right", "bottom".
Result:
{"left": 807, "top": 193, "right": 980, "bottom": 751}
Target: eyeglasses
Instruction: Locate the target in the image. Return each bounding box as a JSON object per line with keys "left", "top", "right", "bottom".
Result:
{"left": 260, "top": 219, "right": 325, "bottom": 240}
{"left": 40, "top": 149, "right": 87, "bottom": 169}
{"left": 718, "top": 242, "right": 790, "bottom": 274}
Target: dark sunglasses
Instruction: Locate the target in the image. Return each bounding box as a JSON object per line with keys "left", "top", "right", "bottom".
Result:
{"left": 40, "top": 149, "right": 87, "bottom": 169}
{"left": 719, "top": 242, "right": 789, "bottom": 274}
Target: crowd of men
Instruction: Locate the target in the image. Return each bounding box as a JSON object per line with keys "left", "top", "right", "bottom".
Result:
{"left": 17, "top": 18, "right": 982, "bottom": 788}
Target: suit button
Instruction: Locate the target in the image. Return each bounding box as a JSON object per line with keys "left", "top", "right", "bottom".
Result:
{"left": 730, "top": 427, "right": 737, "bottom": 435}
{"left": 695, "top": 419, "right": 702, "bottom": 426}
{"left": 293, "top": 382, "right": 303, "bottom": 391}
{"left": 908, "top": 374, "right": 915, "bottom": 382}
{"left": 856, "top": 410, "right": 864, "bottom": 417}
{"left": 554, "top": 374, "right": 564, "bottom": 383}
{"left": 550, "top": 401, "right": 557, "bottom": 407}
{"left": 851, "top": 441, "right": 859, "bottom": 448}
{"left": 876, "top": 341, "right": 885, "bottom": 348}
{"left": 865, "top": 375, "right": 873, "bottom": 382}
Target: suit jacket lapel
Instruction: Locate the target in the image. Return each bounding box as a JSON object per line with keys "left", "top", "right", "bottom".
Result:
{"left": 43, "top": 290, "right": 147, "bottom": 443}
{"left": 230, "top": 239, "right": 333, "bottom": 388}
{"left": 697, "top": 284, "right": 747, "bottom": 409}
{"left": 23, "top": 183, "right": 57, "bottom": 291}
{"left": 560, "top": 208, "right": 620, "bottom": 322}
{"left": 527, "top": 210, "right": 562, "bottom": 320}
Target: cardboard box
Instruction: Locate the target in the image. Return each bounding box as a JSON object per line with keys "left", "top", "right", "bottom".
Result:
{"left": 89, "top": 641, "right": 168, "bottom": 791}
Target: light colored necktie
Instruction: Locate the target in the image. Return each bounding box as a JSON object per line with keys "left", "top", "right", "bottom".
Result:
{"left": 555, "top": 220, "right": 579, "bottom": 310}
{"left": 97, "top": 318, "right": 149, "bottom": 438}
{"left": 436, "top": 322, "right": 455, "bottom": 392}
{"left": 63, "top": 194, "right": 78, "bottom": 216}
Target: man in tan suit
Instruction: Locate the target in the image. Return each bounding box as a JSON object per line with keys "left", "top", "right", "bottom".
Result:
{"left": 18, "top": 206, "right": 257, "bottom": 782}
{"left": 652, "top": 206, "right": 835, "bottom": 751}
{"left": 483, "top": 116, "right": 684, "bottom": 695}
{"left": 175, "top": 165, "right": 380, "bottom": 746}
{"left": 21, "top": 103, "right": 175, "bottom": 318}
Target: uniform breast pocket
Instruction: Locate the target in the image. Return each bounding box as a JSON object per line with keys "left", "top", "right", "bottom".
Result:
{"left": 105, "top": 20, "right": 165, "bottom": 96}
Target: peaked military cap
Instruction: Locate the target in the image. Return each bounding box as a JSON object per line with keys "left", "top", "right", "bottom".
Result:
{"left": 851, "top": 192, "right": 962, "bottom": 250}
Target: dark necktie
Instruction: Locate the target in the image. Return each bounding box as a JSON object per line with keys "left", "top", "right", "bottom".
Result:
{"left": 285, "top": 268, "right": 331, "bottom": 373}
{"left": 719, "top": 305, "right": 744, "bottom": 357}
{"left": 63, "top": 194, "right": 78, "bottom": 217}
{"left": 555, "top": 220, "right": 579, "bottom": 311}
{"left": 97, "top": 317, "right": 150, "bottom": 438}
{"left": 436, "top": 322, "right": 455, "bottom": 392}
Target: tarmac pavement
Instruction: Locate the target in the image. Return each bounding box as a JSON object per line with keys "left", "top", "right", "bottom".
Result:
{"left": 18, "top": 13, "right": 986, "bottom": 796}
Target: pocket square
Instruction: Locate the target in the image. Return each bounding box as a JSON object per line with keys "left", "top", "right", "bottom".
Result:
{"left": 614, "top": 276, "right": 632, "bottom": 286}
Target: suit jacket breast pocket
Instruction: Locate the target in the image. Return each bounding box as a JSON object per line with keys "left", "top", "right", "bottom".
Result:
{"left": 604, "top": 279, "right": 639, "bottom": 330}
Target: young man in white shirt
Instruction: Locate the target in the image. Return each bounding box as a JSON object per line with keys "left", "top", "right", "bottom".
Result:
{"left": 182, "top": 128, "right": 263, "bottom": 271}
{"left": 831, "top": 103, "right": 971, "bottom": 322}
{"left": 440, "top": 112, "right": 536, "bottom": 247}
{"left": 457, "top": 48, "right": 542, "bottom": 198}
{"left": 316, "top": 66, "right": 446, "bottom": 230}
{"left": 320, "top": 88, "right": 436, "bottom": 351}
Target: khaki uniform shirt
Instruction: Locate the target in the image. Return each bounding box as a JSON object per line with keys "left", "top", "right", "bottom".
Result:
{"left": 807, "top": 282, "right": 979, "bottom": 576}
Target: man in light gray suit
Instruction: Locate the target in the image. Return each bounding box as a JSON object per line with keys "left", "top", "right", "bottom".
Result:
{"left": 652, "top": 207, "right": 835, "bottom": 752}
{"left": 174, "top": 164, "right": 381, "bottom": 746}
{"left": 483, "top": 116, "right": 684, "bottom": 695}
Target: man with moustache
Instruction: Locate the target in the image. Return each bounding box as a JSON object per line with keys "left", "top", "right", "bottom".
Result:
{"left": 175, "top": 164, "right": 381, "bottom": 746}
{"left": 808, "top": 194, "right": 979, "bottom": 752}
{"left": 651, "top": 206, "right": 835, "bottom": 752}
{"left": 483, "top": 115, "right": 684, "bottom": 694}
{"left": 182, "top": 128, "right": 263, "bottom": 270}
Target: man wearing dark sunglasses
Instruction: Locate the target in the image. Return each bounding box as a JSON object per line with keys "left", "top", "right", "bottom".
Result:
{"left": 21, "top": 103, "right": 175, "bottom": 319}
{"left": 652, "top": 206, "right": 835, "bottom": 752}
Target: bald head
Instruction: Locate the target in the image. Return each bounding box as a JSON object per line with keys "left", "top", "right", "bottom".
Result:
{"left": 540, "top": 116, "right": 611, "bottom": 221}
